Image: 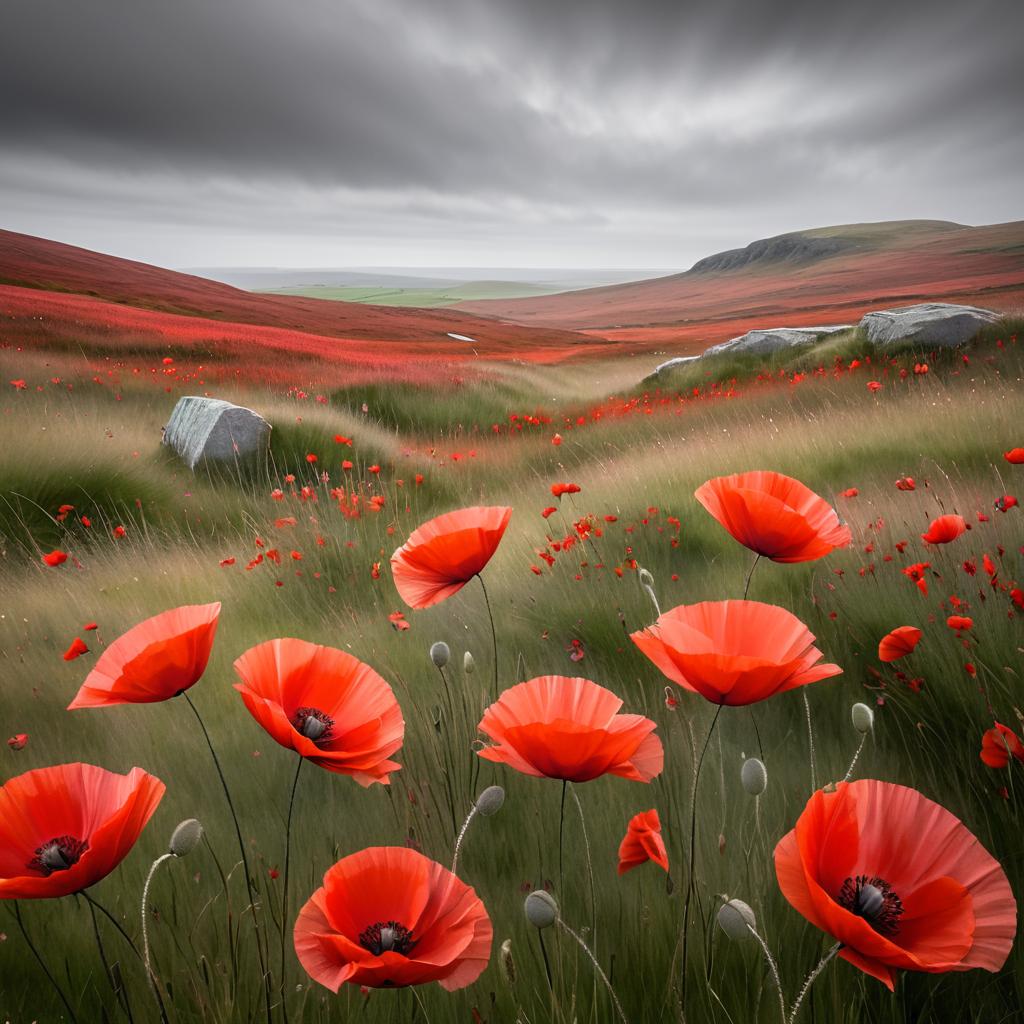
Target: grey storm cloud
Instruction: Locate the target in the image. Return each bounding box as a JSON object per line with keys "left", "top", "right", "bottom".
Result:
{"left": 1, "top": 0, "right": 1021, "bottom": 269}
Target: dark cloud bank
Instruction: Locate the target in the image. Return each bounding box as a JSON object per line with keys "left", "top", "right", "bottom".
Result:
{"left": 1, "top": 0, "right": 1021, "bottom": 269}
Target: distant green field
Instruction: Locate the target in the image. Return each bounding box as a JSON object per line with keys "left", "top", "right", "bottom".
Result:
{"left": 266, "top": 280, "right": 565, "bottom": 306}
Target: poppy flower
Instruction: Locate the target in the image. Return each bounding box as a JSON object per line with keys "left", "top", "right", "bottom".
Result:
{"left": 981, "top": 724, "right": 1024, "bottom": 769}
{"left": 476, "top": 675, "right": 663, "bottom": 783}
{"left": 390, "top": 506, "right": 512, "bottom": 610}
{"left": 995, "top": 495, "right": 1018, "bottom": 513}
{"left": 867, "top": 381, "right": 882, "bottom": 393}
{"left": 618, "top": 809, "right": 669, "bottom": 875}
{"left": 841, "top": 488, "right": 859, "bottom": 499}
{"left": 63, "top": 637, "right": 90, "bottom": 661}
{"left": 631, "top": 600, "right": 841, "bottom": 707}
{"left": 7, "top": 734, "right": 28, "bottom": 751}
{"left": 294, "top": 846, "right": 492, "bottom": 991}
{"left": 42, "top": 550, "right": 68, "bottom": 567}
{"left": 68, "top": 603, "right": 221, "bottom": 709}
{"left": 921, "top": 514, "right": 967, "bottom": 545}
{"left": 1004, "top": 448, "right": 1024, "bottom": 464}
{"left": 694, "top": 471, "right": 851, "bottom": 563}
{"left": 0, "top": 763, "right": 165, "bottom": 899}
{"left": 551, "top": 482, "right": 581, "bottom": 498}
{"left": 946, "top": 615, "right": 973, "bottom": 632}
{"left": 233, "top": 638, "right": 403, "bottom": 784}
{"left": 895, "top": 477, "right": 916, "bottom": 491}
{"left": 878, "top": 627, "right": 922, "bottom": 663}
{"left": 774, "top": 779, "right": 1016, "bottom": 990}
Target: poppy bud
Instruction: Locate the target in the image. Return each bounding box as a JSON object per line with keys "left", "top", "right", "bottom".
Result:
{"left": 169, "top": 818, "right": 204, "bottom": 857}
{"left": 524, "top": 889, "right": 559, "bottom": 929}
{"left": 741, "top": 757, "right": 767, "bottom": 796}
{"left": 851, "top": 702, "right": 875, "bottom": 735}
{"left": 717, "top": 898, "right": 756, "bottom": 941}
{"left": 475, "top": 785, "right": 505, "bottom": 817}
{"left": 500, "top": 938, "right": 516, "bottom": 984}
{"left": 430, "top": 642, "right": 450, "bottom": 668}
{"left": 463, "top": 651, "right": 475, "bottom": 674}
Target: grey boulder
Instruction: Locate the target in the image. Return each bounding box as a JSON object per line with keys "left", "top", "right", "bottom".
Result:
{"left": 163, "top": 396, "right": 271, "bottom": 470}
{"left": 703, "top": 324, "right": 851, "bottom": 358}
{"left": 647, "top": 355, "right": 699, "bottom": 380}
{"left": 859, "top": 303, "right": 999, "bottom": 347}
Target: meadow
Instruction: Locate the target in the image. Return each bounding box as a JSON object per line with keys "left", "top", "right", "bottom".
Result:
{"left": 1, "top": 318, "right": 1022, "bottom": 1023}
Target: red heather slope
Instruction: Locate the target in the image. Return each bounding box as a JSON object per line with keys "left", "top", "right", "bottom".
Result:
{"left": 0, "top": 229, "right": 596, "bottom": 356}
{"left": 457, "top": 220, "right": 1024, "bottom": 353}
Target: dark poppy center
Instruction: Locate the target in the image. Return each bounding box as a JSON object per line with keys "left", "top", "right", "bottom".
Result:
{"left": 838, "top": 874, "right": 903, "bottom": 937}
{"left": 292, "top": 706, "right": 334, "bottom": 744}
{"left": 358, "top": 920, "right": 416, "bottom": 957}
{"left": 28, "top": 835, "right": 89, "bottom": 876}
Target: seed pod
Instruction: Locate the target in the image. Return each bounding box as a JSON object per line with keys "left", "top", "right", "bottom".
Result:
{"left": 169, "top": 819, "right": 204, "bottom": 858}
{"left": 717, "top": 898, "right": 756, "bottom": 941}
{"left": 475, "top": 785, "right": 505, "bottom": 817}
{"left": 524, "top": 890, "right": 559, "bottom": 929}
{"left": 741, "top": 757, "right": 768, "bottom": 796}
{"left": 851, "top": 702, "right": 875, "bottom": 735}
{"left": 430, "top": 642, "right": 450, "bottom": 668}
{"left": 463, "top": 651, "right": 475, "bottom": 674}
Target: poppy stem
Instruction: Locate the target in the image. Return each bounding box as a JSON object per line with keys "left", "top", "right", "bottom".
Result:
{"left": 280, "top": 755, "right": 304, "bottom": 1023}
{"left": 744, "top": 924, "right": 786, "bottom": 1024}
{"left": 86, "top": 893, "right": 137, "bottom": 1023}
{"left": 140, "top": 853, "right": 175, "bottom": 1021}
{"left": 842, "top": 733, "right": 868, "bottom": 783}
{"left": 558, "top": 919, "right": 628, "bottom": 1024}
{"left": 11, "top": 901, "right": 79, "bottom": 1024}
{"left": 680, "top": 704, "right": 723, "bottom": 1014}
{"left": 476, "top": 574, "right": 499, "bottom": 701}
{"left": 451, "top": 804, "right": 478, "bottom": 875}
{"left": 537, "top": 927, "right": 555, "bottom": 992}
{"left": 788, "top": 942, "right": 841, "bottom": 1023}
{"left": 743, "top": 553, "right": 762, "bottom": 599}
{"left": 558, "top": 778, "right": 568, "bottom": 896}
{"left": 569, "top": 784, "right": 597, "bottom": 953}
{"left": 802, "top": 691, "right": 818, "bottom": 791}
{"left": 183, "top": 691, "right": 274, "bottom": 1024}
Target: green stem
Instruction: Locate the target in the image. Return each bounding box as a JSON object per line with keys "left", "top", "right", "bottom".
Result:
{"left": 12, "top": 901, "right": 79, "bottom": 1023}
{"left": 184, "top": 691, "right": 273, "bottom": 1024}
{"left": 477, "top": 574, "right": 499, "bottom": 701}
{"left": 281, "top": 755, "right": 304, "bottom": 1022}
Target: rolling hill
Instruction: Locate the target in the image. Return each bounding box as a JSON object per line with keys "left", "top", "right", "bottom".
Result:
{"left": 456, "top": 219, "right": 1024, "bottom": 354}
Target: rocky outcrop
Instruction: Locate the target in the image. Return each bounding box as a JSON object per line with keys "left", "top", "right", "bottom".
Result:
{"left": 163, "top": 396, "right": 271, "bottom": 470}
{"left": 703, "top": 325, "right": 852, "bottom": 358}
{"left": 859, "top": 303, "right": 999, "bottom": 347}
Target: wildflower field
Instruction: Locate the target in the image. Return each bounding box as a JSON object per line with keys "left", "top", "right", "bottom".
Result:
{"left": 1, "top": 317, "right": 1022, "bottom": 1023}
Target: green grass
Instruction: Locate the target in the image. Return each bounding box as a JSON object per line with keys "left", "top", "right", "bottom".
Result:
{"left": 266, "top": 281, "right": 565, "bottom": 307}
{"left": 1, "top": 323, "right": 1023, "bottom": 1023}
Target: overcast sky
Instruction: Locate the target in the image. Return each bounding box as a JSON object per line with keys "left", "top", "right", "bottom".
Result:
{"left": 1, "top": 0, "right": 1021, "bottom": 271}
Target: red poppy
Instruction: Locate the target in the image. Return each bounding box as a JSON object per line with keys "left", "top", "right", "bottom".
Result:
{"left": 68, "top": 603, "right": 221, "bottom": 709}
{"left": 63, "top": 637, "right": 90, "bottom": 661}
{"left": 995, "top": 494, "right": 1018, "bottom": 513}
{"left": 83, "top": 622, "right": 98, "bottom": 631}
{"left": 0, "top": 763, "right": 165, "bottom": 899}
{"left": 294, "top": 846, "right": 492, "bottom": 991}
{"left": 775, "top": 780, "right": 1016, "bottom": 990}
{"left": 694, "top": 471, "right": 851, "bottom": 563}
{"left": 867, "top": 381, "right": 882, "bottom": 393}
{"left": 981, "top": 724, "right": 1024, "bottom": 768}
{"left": 895, "top": 477, "right": 916, "bottom": 491}
{"left": 234, "top": 638, "right": 403, "bottom": 784}
{"left": 390, "top": 506, "right": 512, "bottom": 609}
{"left": 1004, "top": 448, "right": 1024, "bottom": 464}
{"left": 551, "top": 482, "right": 581, "bottom": 498}
{"left": 42, "top": 550, "right": 68, "bottom": 567}
{"left": 7, "top": 734, "right": 28, "bottom": 751}
{"left": 477, "top": 675, "right": 663, "bottom": 783}
{"left": 877, "top": 627, "right": 922, "bottom": 663}
{"left": 946, "top": 615, "right": 974, "bottom": 632}
{"left": 618, "top": 809, "right": 669, "bottom": 875}
{"left": 921, "top": 514, "right": 967, "bottom": 545}
{"left": 631, "top": 600, "right": 841, "bottom": 706}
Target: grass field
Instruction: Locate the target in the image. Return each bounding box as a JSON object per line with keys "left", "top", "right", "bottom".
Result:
{"left": 266, "top": 281, "right": 566, "bottom": 307}
{"left": 1, "top": 318, "right": 1023, "bottom": 1023}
